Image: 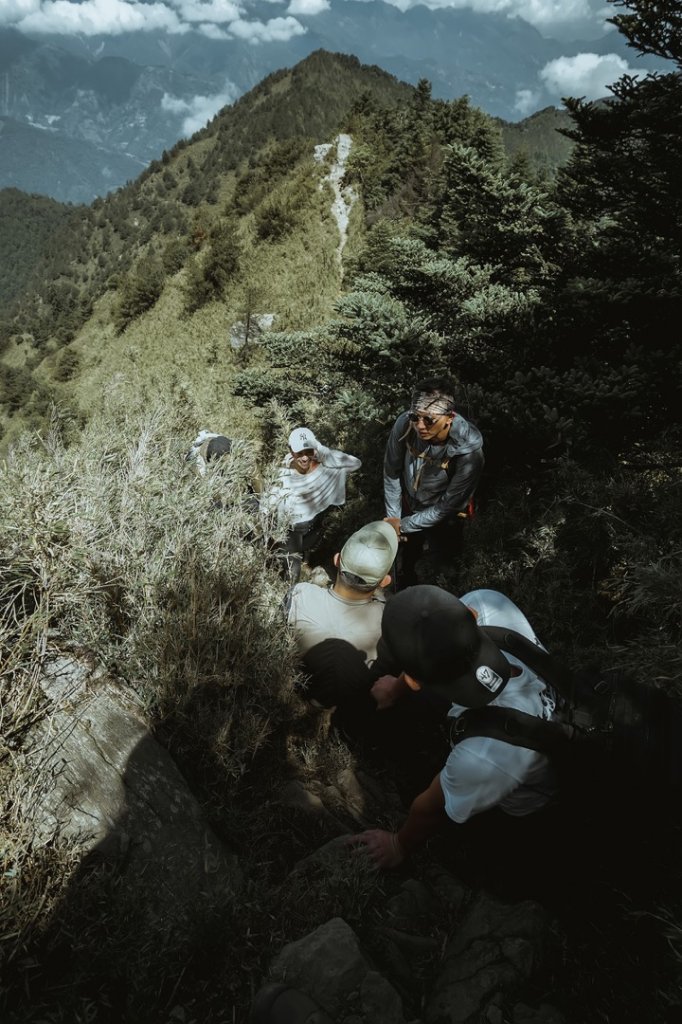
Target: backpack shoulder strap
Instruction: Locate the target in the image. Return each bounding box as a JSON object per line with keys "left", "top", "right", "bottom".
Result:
{"left": 480, "top": 626, "right": 579, "bottom": 704}
{"left": 451, "top": 705, "right": 576, "bottom": 756}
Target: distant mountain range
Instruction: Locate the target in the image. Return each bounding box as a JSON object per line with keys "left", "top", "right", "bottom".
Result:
{"left": 0, "top": 1, "right": 655, "bottom": 202}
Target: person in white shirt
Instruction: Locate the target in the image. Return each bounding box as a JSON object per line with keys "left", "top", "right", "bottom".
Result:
{"left": 262, "top": 426, "right": 361, "bottom": 582}
{"left": 285, "top": 521, "right": 401, "bottom": 711}
{"left": 349, "top": 585, "right": 558, "bottom": 869}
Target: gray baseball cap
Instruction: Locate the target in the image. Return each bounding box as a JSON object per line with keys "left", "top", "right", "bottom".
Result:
{"left": 339, "top": 521, "right": 399, "bottom": 587}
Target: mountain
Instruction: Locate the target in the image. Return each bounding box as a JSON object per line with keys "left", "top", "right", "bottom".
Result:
{"left": 0, "top": 116, "right": 144, "bottom": 204}
{"left": 0, "top": 2, "right": 663, "bottom": 202}
{"left": 498, "top": 106, "right": 574, "bottom": 178}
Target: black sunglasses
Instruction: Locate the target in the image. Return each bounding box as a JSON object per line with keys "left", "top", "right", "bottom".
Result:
{"left": 408, "top": 412, "right": 440, "bottom": 427}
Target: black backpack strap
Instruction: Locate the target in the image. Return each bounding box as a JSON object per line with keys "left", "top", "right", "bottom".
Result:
{"left": 479, "top": 626, "right": 580, "bottom": 705}
{"left": 450, "top": 705, "right": 577, "bottom": 757}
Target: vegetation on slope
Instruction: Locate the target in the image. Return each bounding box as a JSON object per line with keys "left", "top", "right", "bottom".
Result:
{"left": 1, "top": 5, "right": 682, "bottom": 1021}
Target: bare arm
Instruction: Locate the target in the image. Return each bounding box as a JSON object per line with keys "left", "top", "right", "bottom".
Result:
{"left": 348, "top": 773, "right": 447, "bottom": 868}
{"left": 397, "top": 774, "right": 447, "bottom": 855}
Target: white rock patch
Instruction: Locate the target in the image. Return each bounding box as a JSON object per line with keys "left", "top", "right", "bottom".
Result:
{"left": 314, "top": 133, "right": 357, "bottom": 263}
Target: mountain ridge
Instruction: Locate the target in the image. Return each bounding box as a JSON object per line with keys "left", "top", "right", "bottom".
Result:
{"left": 0, "top": 1, "right": 658, "bottom": 201}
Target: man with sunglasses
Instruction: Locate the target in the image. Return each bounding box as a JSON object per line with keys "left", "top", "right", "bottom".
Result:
{"left": 384, "top": 377, "right": 484, "bottom": 588}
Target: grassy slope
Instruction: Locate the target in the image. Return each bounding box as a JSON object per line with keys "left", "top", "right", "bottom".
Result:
{"left": 0, "top": 51, "right": 412, "bottom": 451}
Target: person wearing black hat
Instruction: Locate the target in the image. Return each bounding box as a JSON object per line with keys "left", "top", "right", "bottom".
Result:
{"left": 349, "top": 586, "right": 557, "bottom": 869}
{"left": 383, "top": 377, "right": 484, "bottom": 589}
{"left": 186, "top": 430, "right": 233, "bottom": 476}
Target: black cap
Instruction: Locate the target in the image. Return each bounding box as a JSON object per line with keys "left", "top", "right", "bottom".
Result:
{"left": 380, "top": 585, "right": 511, "bottom": 707}
{"left": 206, "top": 436, "right": 232, "bottom": 462}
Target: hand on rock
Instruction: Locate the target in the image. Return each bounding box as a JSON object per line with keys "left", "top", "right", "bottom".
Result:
{"left": 347, "top": 829, "right": 405, "bottom": 869}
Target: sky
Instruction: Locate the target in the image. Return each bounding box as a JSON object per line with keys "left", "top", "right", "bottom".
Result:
{"left": 0, "top": 0, "right": 650, "bottom": 126}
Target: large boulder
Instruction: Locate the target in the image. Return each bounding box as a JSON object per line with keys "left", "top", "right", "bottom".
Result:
{"left": 22, "top": 654, "right": 241, "bottom": 938}
{"left": 426, "top": 891, "right": 551, "bottom": 1024}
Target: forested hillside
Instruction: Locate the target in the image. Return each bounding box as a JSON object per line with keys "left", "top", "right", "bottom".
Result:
{"left": 1, "top": 5, "right": 681, "bottom": 1023}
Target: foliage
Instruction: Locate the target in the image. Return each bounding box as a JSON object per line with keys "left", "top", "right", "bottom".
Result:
{"left": 0, "top": 404, "right": 308, "bottom": 1019}
{"left": 114, "top": 257, "right": 166, "bottom": 333}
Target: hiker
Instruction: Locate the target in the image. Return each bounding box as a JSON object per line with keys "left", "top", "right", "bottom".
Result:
{"left": 349, "top": 586, "right": 558, "bottom": 871}
{"left": 185, "top": 429, "right": 261, "bottom": 512}
{"left": 285, "top": 520, "right": 402, "bottom": 712}
{"left": 185, "top": 430, "right": 233, "bottom": 477}
{"left": 262, "top": 426, "right": 361, "bottom": 583}
{"left": 384, "top": 377, "right": 484, "bottom": 588}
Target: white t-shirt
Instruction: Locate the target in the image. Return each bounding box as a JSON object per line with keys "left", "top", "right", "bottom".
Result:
{"left": 440, "top": 589, "right": 557, "bottom": 823}
{"left": 287, "top": 582, "right": 386, "bottom": 663}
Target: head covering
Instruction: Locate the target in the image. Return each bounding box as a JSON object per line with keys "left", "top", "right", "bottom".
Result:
{"left": 339, "top": 521, "right": 399, "bottom": 588}
{"left": 288, "top": 428, "right": 316, "bottom": 453}
{"left": 410, "top": 388, "right": 455, "bottom": 417}
{"left": 380, "top": 585, "right": 511, "bottom": 707}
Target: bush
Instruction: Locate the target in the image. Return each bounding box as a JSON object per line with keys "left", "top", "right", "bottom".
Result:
{"left": 114, "top": 258, "right": 165, "bottom": 333}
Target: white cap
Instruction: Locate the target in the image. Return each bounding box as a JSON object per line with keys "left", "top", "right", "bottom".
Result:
{"left": 339, "top": 521, "right": 399, "bottom": 587}
{"left": 288, "top": 427, "right": 316, "bottom": 453}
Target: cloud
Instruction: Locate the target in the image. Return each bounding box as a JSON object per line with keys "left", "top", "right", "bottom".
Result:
{"left": 167, "top": 0, "right": 241, "bottom": 24}
{"left": 161, "top": 81, "right": 239, "bottom": 134}
{"left": 0, "top": 0, "right": 309, "bottom": 44}
{"left": 379, "top": 0, "right": 604, "bottom": 34}
{"left": 0, "top": 0, "right": 614, "bottom": 40}
{"left": 227, "top": 15, "right": 306, "bottom": 41}
{"left": 8, "top": 0, "right": 188, "bottom": 35}
{"left": 539, "top": 52, "right": 632, "bottom": 100}
{"left": 513, "top": 88, "right": 540, "bottom": 115}
{"left": 287, "top": 0, "right": 330, "bottom": 14}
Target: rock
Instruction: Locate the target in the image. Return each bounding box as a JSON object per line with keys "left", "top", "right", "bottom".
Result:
{"left": 229, "top": 312, "right": 275, "bottom": 350}
{"left": 361, "top": 970, "right": 405, "bottom": 1024}
{"left": 426, "top": 892, "right": 549, "bottom": 1024}
{"left": 513, "top": 1003, "right": 566, "bottom": 1024}
{"left": 269, "top": 917, "right": 406, "bottom": 1023}
{"left": 385, "top": 878, "right": 434, "bottom": 929}
{"left": 22, "top": 660, "right": 240, "bottom": 941}
{"left": 279, "top": 780, "right": 347, "bottom": 831}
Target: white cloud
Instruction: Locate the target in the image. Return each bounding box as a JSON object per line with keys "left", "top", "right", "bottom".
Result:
{"left": 0, "top": 1, "right": 41, "bottom": 19}
{"left": 0, "top": 0, "right": 612, "bottom": 42}
{"left": 10, "top": 0, "right": 187, "bottom": 36}
{"left": 227, "top": 15, "right": 306, "bottom": 41}
{"left": 380, "top": 0, "right": 598, "bottom": 31}
{"left": 161, "top": 81, "right": 239, "bottom": 134}
{"left": 287, "top": 0, "right": 330, "bottom": 15}
{"left": 168, "top": 0, "right": 241, "bottom": 24}
{"left": 540, "top": 52, "right": 632, "bottom": 100}
{"left": 197, "top": 20, "right": 231, "bottom": 38}
{"left": 513, "top": 88, "right": 540, "bottom": 115}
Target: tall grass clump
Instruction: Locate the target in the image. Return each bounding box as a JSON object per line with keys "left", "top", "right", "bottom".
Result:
{"left": 0, "top": 401, "right": 307, "bottom": 1018}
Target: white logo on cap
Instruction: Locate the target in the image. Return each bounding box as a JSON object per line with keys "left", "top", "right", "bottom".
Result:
{"left": 476, "top": 665, "right": 503, "bottom": 692}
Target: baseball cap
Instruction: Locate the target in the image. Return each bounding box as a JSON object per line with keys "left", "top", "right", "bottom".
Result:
{"left": 206, "top": 435, "right": 232, "bottom": 461}
{"left": 288, "top": 428, "right": 315, "bottom": 453}
{"left": 380, "top": 585, "right": 511, "bottom": 707}
{"left": 339, "top": 521, "right": 399, "bottom": 588}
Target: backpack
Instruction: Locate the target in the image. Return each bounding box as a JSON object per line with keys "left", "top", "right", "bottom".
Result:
{"left": 450, "top": 626, "right": 682, "bottom": 802}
